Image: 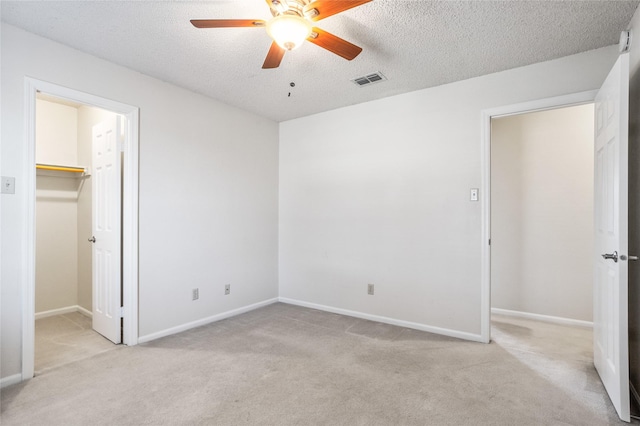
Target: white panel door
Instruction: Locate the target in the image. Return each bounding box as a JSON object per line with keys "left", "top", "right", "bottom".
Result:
{"left": 594, "top": 53, "right": 629, "bottom": 422}
{"left": 91, "top": 116, "right": 122, "bottom": 344}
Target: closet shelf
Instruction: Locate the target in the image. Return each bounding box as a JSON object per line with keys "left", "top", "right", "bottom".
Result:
{"left": 36, "top": 163, "right": 90, "bottom": 178}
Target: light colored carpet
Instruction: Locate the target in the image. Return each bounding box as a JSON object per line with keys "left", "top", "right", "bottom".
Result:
{"left": 34, "top": 312, "right": 118, "bottom": 374}
{"left": 0, "top": 303, "right": 633, "bottom": 425}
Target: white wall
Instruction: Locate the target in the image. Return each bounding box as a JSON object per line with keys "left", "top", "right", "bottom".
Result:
{"left": 35, "top": 99, "right": 78, "bottom": 165}
{"left": 1, "top": 24, "right": 279, "bottom": 381}
{"left": 491, "top": 105, "right": 594, "bottom": 321}
{"left": 35, "top": 99, "right": 80, "bottom": 313}
{"left": 279, "top": 46, "right": 618, "bottom": 338}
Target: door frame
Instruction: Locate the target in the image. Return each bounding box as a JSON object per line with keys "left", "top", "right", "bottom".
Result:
{"left": 479, "top": 90, "right": 598, "bottom": 343}
{"left": 22, "top": 77, "right": 139, "bottom": 380}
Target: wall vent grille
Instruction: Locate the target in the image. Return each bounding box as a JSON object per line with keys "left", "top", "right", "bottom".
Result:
{"left": 352, "top": 72, "right": 387, "bottom": 87}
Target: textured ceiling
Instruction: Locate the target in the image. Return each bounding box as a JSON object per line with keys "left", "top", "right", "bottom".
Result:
{"left": 2, "top": 1, "right": 638, "bottom": 122}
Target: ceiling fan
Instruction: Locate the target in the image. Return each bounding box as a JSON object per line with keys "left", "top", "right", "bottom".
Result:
{"left": 191, "top": 0, "right": 372, "bottom": 69}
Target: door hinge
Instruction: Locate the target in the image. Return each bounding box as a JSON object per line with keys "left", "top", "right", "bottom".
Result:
{"left": 119, "top": 306, "right": 125, "bottom": 318}
{"left": 489, "top": 239, "right": 491, "bottom": 246}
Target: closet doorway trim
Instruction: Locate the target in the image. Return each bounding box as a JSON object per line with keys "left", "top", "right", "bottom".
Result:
{"left": 22, "top": 78, "right": 140, "bottom": 381}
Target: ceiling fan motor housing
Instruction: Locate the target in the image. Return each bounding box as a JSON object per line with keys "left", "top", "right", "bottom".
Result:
{"left": 269, "top": 0, "right": 315, "bottom": 19}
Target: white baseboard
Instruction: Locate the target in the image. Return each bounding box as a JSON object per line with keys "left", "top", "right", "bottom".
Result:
{"left": 137, "top": 298, "right": 279, "bottom": 344}
{"left": 35, "top": 305, "right": 77, "bottom": 320}
{"left": 491, "top": 308, "right": 593, "bottom": 328}
{"left": 278, "top": 297, "right": 485, "bottom": 343}
{"left": 0, "top": 373, "right": 23, "bottom": 389}
{"left": 35, "top": 305, "right": 92, "bottom": 320}
{"left": 77, "top": 306, "right": 92, "bottom": 318}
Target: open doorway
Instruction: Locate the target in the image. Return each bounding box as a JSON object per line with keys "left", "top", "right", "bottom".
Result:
{"left": 490, "top": 104, "right": 594, "bottom": 326}
{"left": 488, "top": 102, "right": 598, "bottom": 401}
{"left": 22, "top": 78, "right": 140, "bottom": 381}
{"left": 479, "top": 91, "right": 598, "bottom": 343}
{"left": 34, "top": 93, "right": 123, "bottom": 373}
{"left": 486, "top": 102, "right": 609, "bottom": 416}
{"left": 481, "top": 56, "right": 632, "bottom": 423}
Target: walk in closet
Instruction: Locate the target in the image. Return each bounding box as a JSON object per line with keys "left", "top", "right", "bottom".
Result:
{"left": 35, "top": 94, "right": 121, "bottom": 372}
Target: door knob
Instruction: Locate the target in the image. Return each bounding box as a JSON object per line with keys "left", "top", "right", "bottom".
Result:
{"left": 602, "top": 251, "right": 618, "bottom": 262}
{"left": 88, "top": 236, "right": 96, "bottom": 243}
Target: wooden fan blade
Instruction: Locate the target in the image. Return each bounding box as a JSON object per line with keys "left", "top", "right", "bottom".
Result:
{"left": 263, "top": 42, "right": 286, "bottom": 69}
{"left": 307, "top": 27, "right": 362, "bottom": 60}
{"left": 190, "top": 19, "right": 266, "bottom": 28}
{"left": 304, "top": 0, "right": 372, "bottom": 22}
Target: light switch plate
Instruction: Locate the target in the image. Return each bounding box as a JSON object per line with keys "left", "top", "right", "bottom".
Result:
{"left": 1, "top": 177, "right": 15, "bottom": 194}
{"left": 470, "top": 188, "right": 479, "bottom": 201}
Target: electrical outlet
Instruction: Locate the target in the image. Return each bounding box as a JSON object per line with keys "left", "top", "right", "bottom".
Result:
{"left": 225, "top": 284, "right": 230, "bottom": 295}
{"left": 368, "top": 283, "right": 374, "bottom": 295}
{"left": 192, "top": 288, "right": 199, "bottom": 301}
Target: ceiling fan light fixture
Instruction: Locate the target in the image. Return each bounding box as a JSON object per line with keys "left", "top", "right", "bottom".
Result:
{"left": 266, "top": 14, "right": 312, "bottom": 51}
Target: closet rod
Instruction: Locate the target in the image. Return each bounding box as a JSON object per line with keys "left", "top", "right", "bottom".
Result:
{"left": 36, "top": 163, "right": 85, "bottom": 173}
